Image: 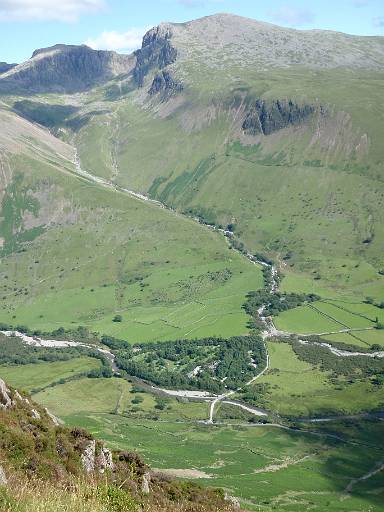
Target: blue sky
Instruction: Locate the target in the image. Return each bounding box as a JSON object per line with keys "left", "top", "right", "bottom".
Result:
{"left": 0, "top": 0, "right": 383, "bottom": 63}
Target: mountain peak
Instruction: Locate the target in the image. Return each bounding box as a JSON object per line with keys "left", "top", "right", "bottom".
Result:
{"left": 0, "top": 61, "right": 17, "bottom": 75}
{"left": 0, "top": 44, "right": 134, "bottom": 93}
{"left": 151, "top": 12, "right": 384, "bottom": 71}
{"left": 31, "top": 43, "right": 93, "bottom": 59}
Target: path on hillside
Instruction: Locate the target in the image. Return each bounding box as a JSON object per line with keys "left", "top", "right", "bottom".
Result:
{"left": 345, "top": 460, "right": 384, "bottom": 493}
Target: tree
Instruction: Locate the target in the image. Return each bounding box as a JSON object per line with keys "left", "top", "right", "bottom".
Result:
{"left": 113, "top": 315, "right": 123, "bottom": 323}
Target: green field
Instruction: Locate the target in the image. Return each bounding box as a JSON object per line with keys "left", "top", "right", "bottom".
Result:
{"left": 248, "top": 341, "right": 384, "bottom": 417}
{"left": 274, "top": 299, "right": 383, "bottom": 345}
{"left": 0, "top": 357, "right": 100, "bottom": 392}
{"left": 275, "top": 305, "right": 341, "bottom": 334}
{"left": 34, "top": 377, "right": 210, "bottom": 422}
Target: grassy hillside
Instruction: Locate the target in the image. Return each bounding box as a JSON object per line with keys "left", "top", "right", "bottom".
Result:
{"left": 59, "top": 65, "right": 384, "bottom": 308}
{"left": 0, "top": 108, "right": 262, "bottom": 340}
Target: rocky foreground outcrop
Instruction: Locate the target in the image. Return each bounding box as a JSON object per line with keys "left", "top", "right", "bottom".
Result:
{"left": 0, "top": 378, "right": 14, "bottom": 409}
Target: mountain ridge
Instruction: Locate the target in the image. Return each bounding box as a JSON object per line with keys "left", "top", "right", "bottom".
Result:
{"left": 1, "top": 13, "right": 384, "bottom": 95}
{"left": 0, "top": 44, "right": 134, "bottom": 93}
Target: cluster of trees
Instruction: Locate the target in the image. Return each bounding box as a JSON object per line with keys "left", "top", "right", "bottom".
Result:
{"left": 243, "top": 290, "right": 319, "bottom": 318}
{"left": 0, "top": 323, "right": 95, "bottom": 341}
{"left": 215, "top": 336, "right": 266, "bottom": 389}
{"left": 0, "top": 334, "right": 84, "bottom": 366}
{"left": 87, "top": 352, "right": 113, "bottom": 378}
{"left": 104, "top": 335, "right": 266, "bottom": 393}
{"left": 290, "top": 338, "right": 384, "bottom": 383}
{"left": 0, "top": 332, "right": 112, "bottom": 377}
{"left": 101, "top": 335, "right": 132, "bottom": 352}
{"left": 238, "top": 383, "right": 270, "bottom": 408}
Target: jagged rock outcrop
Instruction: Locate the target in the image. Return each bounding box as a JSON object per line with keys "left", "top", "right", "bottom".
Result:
{"left": 0, "top": 62, "right": 17, "bottom": 74}
{"left": 142, "top": 472, "right": 151, "bottom": 494}
{"left": 242, "top": 99, "right": 316, "bottom": 136}
{"left": 149, "top": 70, "right": 183, "bottom": 96}
{"left": 133, "top": 25, "right": 177, "bottom": 87}
{"left": 96, "top": 447, "right": 114, "bottom": 473}
{"left": 0, "top": 466, "right": 7, "bottom": 486}
{"left": 0, "top": 378, "right": 13, "bottom": 409}
{"left": 45, "top": 407, "right": 61, "bottom": 426}
{"left": 31, "top": 408, "right": 41, "bottom": 420}
{"left": 81, "top": 440, "right": 96, "bottom": 473}
{"left": 0, "top": 45, "right": 133, "bottom": 93}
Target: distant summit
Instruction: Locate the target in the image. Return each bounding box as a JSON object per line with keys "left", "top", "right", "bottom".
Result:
{"left": 0, "top": 61, "right": 17, "bottom": 74}
{"left": 151, "top": 12, "right": 384, "bottom": 70}
{"left": 0, "top": 44, "right": 134, "bottom": 93}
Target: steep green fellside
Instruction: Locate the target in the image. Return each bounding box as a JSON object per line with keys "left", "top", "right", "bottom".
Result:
{"left": 0, "top": 377, "right": 239, "bottom": 512}
{"left": 0, "top": 106, "right": 262, "bottom": 340}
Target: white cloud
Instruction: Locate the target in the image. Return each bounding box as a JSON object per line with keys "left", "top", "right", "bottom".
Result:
{"left": 270, "top": 4, "right": 315, "bottom": 27}
{"left": 0, "top": 0, "right": 105, "bottom": 22}
{"left": 85, "top": 28, "right": 149, "bottom": 53}
{"left": 373, "top": 16, "right": 384, "bottom": 28}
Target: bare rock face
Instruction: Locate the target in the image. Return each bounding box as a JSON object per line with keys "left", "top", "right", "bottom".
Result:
{"left": 0, "top": 466, "right": 7, "bottom": 486}
{"left": 0, "top": 379, "right": 13, "bottom": 410}
{"left": 0, "top": 45, "right": 133, "bottom": 93}
{"left": 96, "top": 447, "right": 114, "bottom": 473}
{"left": 133, "top": 25, "right": 177, "bottom": 87}
{"left": 149, "top": 70, "right": 183, "bottom": 96}
{"left": 142, "top": 472, "right": 151, "bottom": 494}
{"left": 242, "top": 99, "right": 316, "bottom": 136}
{"left": 81, "top": 440, "right": 96, "bottom": 473}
